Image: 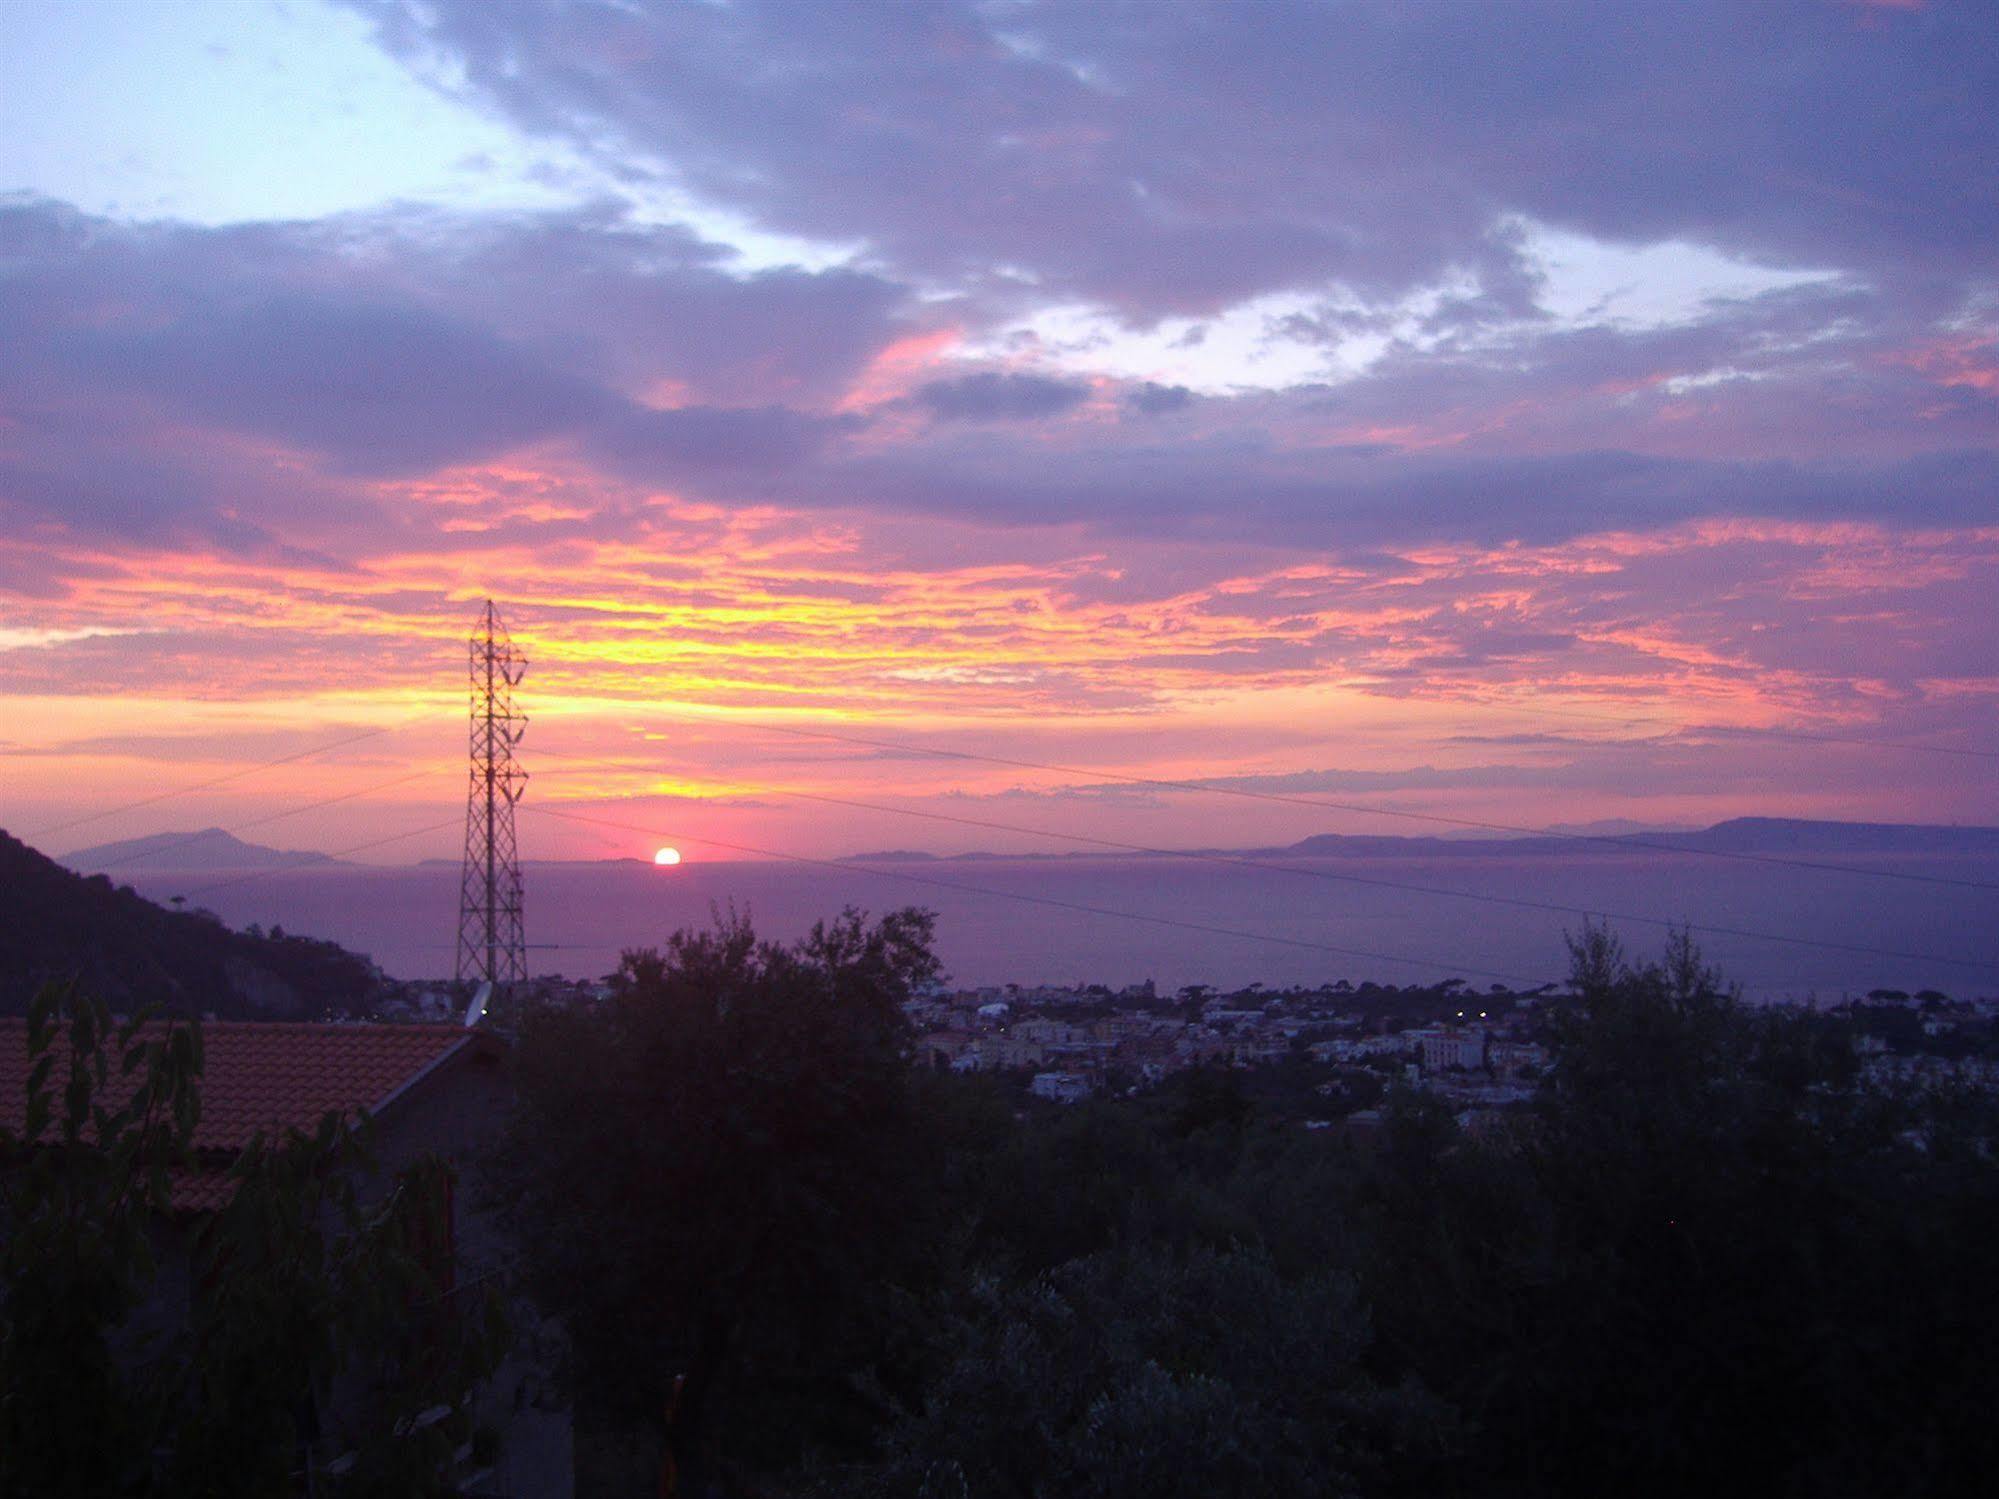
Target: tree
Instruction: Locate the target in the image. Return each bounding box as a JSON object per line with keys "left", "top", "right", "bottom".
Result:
{"left": 829, "top": 1244, "right": 1444, "bottom": 1499}
{"left": 0, "top": 981, "right": 509, "bottom": 1496}
{"left": 486, "top": 905, "right": 943, "bottom": 1491}
{"left": 1357, "top": 925, "right": 1999, "bottom": 1497}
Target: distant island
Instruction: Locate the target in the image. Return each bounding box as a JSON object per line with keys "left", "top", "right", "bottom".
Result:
{"left": 61, "top": 826, "right": 340, "bottom": 873}
{"left": 841, "top": 816, "right": 1999, "bottom": 864}
{"left": 62, "top": 815, "right": 1999, "bottom": 878}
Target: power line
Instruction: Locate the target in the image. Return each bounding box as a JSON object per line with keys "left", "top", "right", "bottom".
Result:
{"left": 31, "top": 705, "right": 1989, "bottom": 980}
{"left": 23, "top": 709, "right": 448, "bottom": 844}
{"left": 1439, "top": 696, "right": 1999, "bottom": 761}
{"left": 531, "top": 748, "right": 1999, "bottom": 977}
{"left": 620, "top": 709, "right": 1999, "bottom": 893}
{"left": 75, "top": 765, "right": 456, "bottom": 875}
{"left": 520, "top": 803, "right": 1555, "bottom": 988}
{"left": 174, "top": 817, "right": 464, "bottom": 902}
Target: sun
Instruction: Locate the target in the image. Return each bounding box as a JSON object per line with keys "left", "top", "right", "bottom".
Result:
{"left": 653, "top": 847, "right": 682, "bottom": 866}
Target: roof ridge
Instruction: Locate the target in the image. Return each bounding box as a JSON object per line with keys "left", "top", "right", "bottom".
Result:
{"left": 0, "top": 1018, "right": 471, "bottom": 1033}
{"left": 194, "top": 1020, "right": 469, "bottom": 1033}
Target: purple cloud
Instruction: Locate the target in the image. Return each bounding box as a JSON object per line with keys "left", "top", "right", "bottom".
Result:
{"left": 80, "top": 292, "right": 610, "bottom": 475}
{"left": 2, "top": 192, "right": 1991, "bottom": 576}
{"left": 347, "top": 0, "right": 1999, "bottom": 315}
{"left": 914, "top": 371, "right": 1089, "bottom": 421}
{"left": 1126, "top": 382, "right": 1196, "bottom": 415}
{"left": 593, "top": 403, "right": 858, "bottom": 474}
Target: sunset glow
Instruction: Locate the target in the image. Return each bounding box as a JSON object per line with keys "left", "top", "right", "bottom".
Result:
{"left": 0, "top": 0, "right": 1992, "bottom": 863}
{"left": 5, "top": 11, "right": 1992, "bottom": 1488}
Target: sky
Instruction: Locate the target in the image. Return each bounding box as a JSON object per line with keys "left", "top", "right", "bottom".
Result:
{"left": 1, "top": 0, "right": 1995, "bottom": 865}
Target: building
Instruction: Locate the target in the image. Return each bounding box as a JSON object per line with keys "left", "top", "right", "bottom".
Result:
{"left": 1029, "top": 1070, "right": 1094, "bottom": 1104}
{"left": 1409, "top": 1025, "right": 1488, "bottom": 1073}
{"left": 0, "top": 1018, "right": 570, "bottom": 1495}
{"left": 916, "top": 1028, "right": 974, "bottom": 1069}
{"left": 1487, "top": 1039, "right": 1549, "bottom": 1077}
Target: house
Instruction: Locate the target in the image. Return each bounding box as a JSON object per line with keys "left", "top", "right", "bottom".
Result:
{"left": 916, "top": 1028, "right": 973, "bottom": 1070}
{"left": 1029, "top": 1070, "right": 1094, "bottom": 1104}
{"left": 0, "top": 1018, "right": 570, "bottom": 1496}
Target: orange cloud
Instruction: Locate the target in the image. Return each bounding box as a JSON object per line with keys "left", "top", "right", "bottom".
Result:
{"left": 1885, "top": 336, "right": 1998, "bottom": 393}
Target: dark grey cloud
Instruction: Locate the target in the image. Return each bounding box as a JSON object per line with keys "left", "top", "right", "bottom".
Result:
{"left": 0, "top": 197, "right": 908, "bottom": 544}
{"left": 807, "top": 430, "right": 1999, "bottom": 547}
{"left": 593, "top": 403, "right": 858, "bottom": 473}
{"left": 1273, "top": 278, "right": 1995, "bottom": 462}
{"left": 0, "top": 392, "right": 380, "bottom": 561}
{"left": 914, "top": 371, "right": 1089, "bottom": 421}
{"left": 402, "top": 203, "right": 910, "bottom": 403}
{"left": 76, "top": 292, "right": 612, "bottom": 475}
{"left": 3, "top": 195, "right": 1992, "bottom": 571}
{"left": 347, "top": 0, "right": 1999, "bottom": 315}
{"left": 0, "top": 196, "right": 913, "bottom": 457}
{"left": 1127, "top": 382, "right": 1195, "bottom": 415}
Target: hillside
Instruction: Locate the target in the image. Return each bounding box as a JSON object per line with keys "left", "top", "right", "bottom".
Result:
{"left": 0, "top": 829, "right": 384, "bottom": 1018}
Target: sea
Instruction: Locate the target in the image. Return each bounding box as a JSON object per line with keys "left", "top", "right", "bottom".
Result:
{"left": 119, "top": 845, "right": 1999, "bottom": 1001}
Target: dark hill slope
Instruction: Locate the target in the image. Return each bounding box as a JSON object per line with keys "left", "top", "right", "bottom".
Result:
{"left": 0, "top": 829, "right": 382, "bottom": 1018}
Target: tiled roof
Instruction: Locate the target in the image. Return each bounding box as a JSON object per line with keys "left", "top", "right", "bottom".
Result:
{"left": 167, "top": 1169, "right": 241, "bottom": 1214}
{"left": 0, "top": 1020, "right": 482, "bottom": 1154}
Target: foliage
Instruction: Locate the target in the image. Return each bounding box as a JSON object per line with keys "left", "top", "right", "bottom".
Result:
{"left": 0, "top": 981, "right": 510, "bottom": 1496}
{"left": 0, "top": 981, "right": 198, "bottom": 1491}
{"left": 1355, "top": 924, "right": 1999, "bottom": 1497}
{"left": 487, "top": 904, "right": 943, "bottom": 1488}
{"left": 872, "top": 927, "right": 1999, "bottom": 1498}
{"left": 493, "top": 909, "right": 1999, "bottom": 1497}
{"left": 822, "top": 1245, "right": 1450, "bottom": 1499}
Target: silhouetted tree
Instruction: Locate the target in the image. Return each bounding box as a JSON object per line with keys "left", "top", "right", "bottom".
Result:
{"left": 1358, "top": 924, "right": 1999, "bottom": 1498}
{"left": 487, "top": 906, "right": 942, "bottom": 1492}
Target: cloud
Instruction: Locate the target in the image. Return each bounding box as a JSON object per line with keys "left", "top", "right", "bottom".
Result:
{"left": 5, "top": 5, "right": 1997, "bottom": 841}
{"left": 1126, "top": 382, "right": 1194, "bottom": 415}
{"left": 0, "top": 197, "right": 913, "bottom": 546}
{"left": 914, "top": 371, "right": 1089, "bottom": 421}
{"left": 594, "top": 403, "right": 858, "bottom": 475}
{"left": 809, "top": 431, "right": 1999, "bottom": 547}
{"left": 346, "top": 0, "right": 1999, "bottom": 318}
{"left": 80, "top": 292, "right": 611, "bottom": 475}
{"left": 3, "top": 193, "right": 1993, "bottom": 600}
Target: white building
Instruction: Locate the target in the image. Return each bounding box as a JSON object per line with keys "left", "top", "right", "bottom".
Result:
{"left": 1410, "top": 1025, "right": 1487, "bottom": 1072}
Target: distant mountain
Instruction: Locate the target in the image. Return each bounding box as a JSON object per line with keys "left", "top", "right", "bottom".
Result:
{"left": 1279, "top": 816, "right": 1999, "bottom": 859}
{"left": 1458, "top": 818, "right": 1701, "bottom": 840}
{"left": 419, "top": 856, "right": 654, "bottom": 868}
{"left": 1631, "top": 816, "right": 1999, "bottom": 855}
{"left": 831, "top": 816, "right": 1999, "bottom": 864}
{"left": 61, "top": 827, "right": 338, "bottom": 874}
{"left": 1, "top": 829, "right": 383, "bottom": 1018}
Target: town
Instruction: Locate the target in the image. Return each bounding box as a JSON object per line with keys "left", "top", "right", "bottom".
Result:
{"left": 379, "top": 967, "right": 1999, "bottom": 1121}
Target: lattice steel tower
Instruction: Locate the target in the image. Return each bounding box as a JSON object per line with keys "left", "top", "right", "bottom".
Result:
{"left": 457, "top": 599, "right": 529, "bottom": 988}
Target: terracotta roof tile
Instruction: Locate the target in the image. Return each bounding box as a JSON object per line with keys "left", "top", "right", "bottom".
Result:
{"left": 0, "top": 1020, "right": 480, "bottom": 1153}
{"left": 167, "top": 1169, "right": 239, "bottom": 1214}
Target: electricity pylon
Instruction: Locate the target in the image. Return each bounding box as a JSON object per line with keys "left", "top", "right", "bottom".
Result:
{"left": 456, "top": 599, "right": 528, "bottom": 989}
